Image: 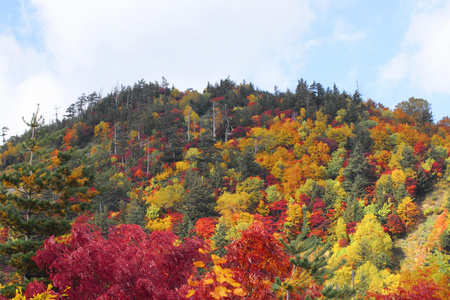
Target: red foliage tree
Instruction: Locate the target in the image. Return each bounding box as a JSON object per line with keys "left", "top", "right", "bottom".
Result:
{"left": 34, "top": 222, "right": 206, "bottom": 300}
{"left": 385, "top": 214, "right": 407, "bottom": 236}
{"left": 413, "top": 141, "right": 426, "bottom": 156}
{"left": 195, "top": 217, "right": 217, "bottom": 239}
{"left": 224, "top": 222, "right": 290, "bottom": 299}
{"left": 309, "top": 199, "right": 330, "bottom": 239}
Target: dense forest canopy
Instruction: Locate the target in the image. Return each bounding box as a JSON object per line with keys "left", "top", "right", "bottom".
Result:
{"left": 0, "top": 77, "right": 449, "bottom": 299}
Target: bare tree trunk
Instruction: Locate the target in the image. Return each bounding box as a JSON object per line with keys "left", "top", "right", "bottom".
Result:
{"left": 114, "top": 124, "right": 117, "bottom": 155}
{"left": 187, "top": 105, "right": 191, "bottom": 141}
{"left": 212, "top": 100, "right": 216, "bottom": 140}
{"left": 146, "top": 139, "right": 150, "bottom": 175}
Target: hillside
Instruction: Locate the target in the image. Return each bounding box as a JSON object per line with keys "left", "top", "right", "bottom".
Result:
{"left": 0, "top": 77, "right": 449, "bottom": 299}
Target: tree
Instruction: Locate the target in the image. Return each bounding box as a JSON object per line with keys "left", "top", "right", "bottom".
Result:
{"left": 180, "top": 169, "right": 216, "bottom": 224}
{"left": 397, "top": 196, "right": 420, "bottom": 231}
{"left": 1, "top": 127, "right": 8, "bottom": 145}
{"left": 345, "top": 214, "right": 393, "bottom": 270}
{"left": 395, "top": 97, "right": 433, "bottom": 125}
{"left": 238, "top": 148, "right": 262, "bottom": 179}
{"left": 342, "top": 142, "right": 371, "bottom": 194}
{"left": 194, "top": 217, "right": 217, "bottom": 239}
{"left": 354, "top": 124, "right": 374, "bottom": 154}
{"left": 0, "top": 108, "right": 96, "bottom": 295}
{"left": 273, "top": 207, "right": 354, "bottom": 300}
{"left": 34, "top": 222, "right": 205, "bottom": 299}
{"left": 22, "top": 105, "right": 44, "bottom": 165}
{"left": 225, "top": 222, "right": 290, "bottom": 299}
{"left": 64, "top": 103, "right": 76, "bottom": 119}
{"left": 235, "top": 177, "right": 265, "bottom": 213}
{"left": 385, "top": 214, "right": 406, "bottom": 236}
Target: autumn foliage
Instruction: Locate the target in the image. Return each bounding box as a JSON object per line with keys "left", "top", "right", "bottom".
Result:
{"left": 2, "top": 78, "right": 450, "bottom": 299}
{"left": 34, "top": 220, "right": 205, "bottom": 299}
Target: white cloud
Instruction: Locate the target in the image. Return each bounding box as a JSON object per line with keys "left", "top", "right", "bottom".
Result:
{"left": 379, "top": 2, "right": 450, "bottom": 94}
{"left": 0, "top": 34, "right": 60, "bottom": 136}
{"left": 378, "top": 54, "right": 409, "bottom": 85}
{"left": 332, "top": 18, "right": 366, "bottom": 42}
{"left": 31, "top": 0, "right": 316, "bottom": 91}
{"left": 0, "top": 0, "right": 320, "bottom": 138}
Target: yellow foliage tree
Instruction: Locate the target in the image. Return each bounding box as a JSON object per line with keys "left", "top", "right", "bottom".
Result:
{"left": 344, "top": 214, "right": 393, "bottom": 267}
{"left": 93, "top": 121, "right": 111, "bottom": 156}
{"left": 397, "top": 196, "right": 420, "bottom": 230}
{"left": 259, "top": 146, "right": 295, "bottom": 171}
{"left": 308, "top": 140, "right": 331, "bottom": 166}
{"left": 269, "top": 119, "right": 301, "bottom": 147}
{"left": 215, "top": 192, "right": 252, "bottom": 215}
{"left": 313, "top": 111, "right": 328, "bottom": 137}
{"left": 0, "top": 142, "right": 20, "bottom": 165}
{"left": 354, "top": 261, "right": 400, "bottom": 296}
{"left": 334, "top": 217, "right": 348, "bottom": 242}
{"left": 370, "top": 124, "right": 392, "bottom": 153}
{"left": 327, "top": 124, "right": 354, "bottom": 145}
{"left": 235, "top": 177, "right": 265, "bottom": 212}
{"left": 144, "top": 183, "right": 186, "bottom": 210}
{"left": 146, "top": 215, "right": 173, "bottom": 231}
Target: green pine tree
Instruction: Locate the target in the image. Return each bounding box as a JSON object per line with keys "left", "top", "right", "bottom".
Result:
{"left": 211, "top": 221, "right": 230, "bottom": 257}
{"left": 238, "top": 147, "right": 261, "bottom": 179}
{"left": 179, "top": 169, "right": 215, "bottom": 224}
{"left": 341, "top": 142, "right": 370, "bottom": 193}
{"left": 273, "top": 207, "right": 355, "bottom": 299}
{"left": 125, "top": 197, "right": 148, "bottom": 229}
{"left": 0, "top": 108, "right": 96, "bottom": 296}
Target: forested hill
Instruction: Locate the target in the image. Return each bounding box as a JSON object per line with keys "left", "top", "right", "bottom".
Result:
{"left": 0, "top": 77, "right": 449, "bottom": 299}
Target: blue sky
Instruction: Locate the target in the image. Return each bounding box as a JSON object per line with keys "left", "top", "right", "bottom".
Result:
{"left": 1, "top": 0, "right": 450, "bottom": 138}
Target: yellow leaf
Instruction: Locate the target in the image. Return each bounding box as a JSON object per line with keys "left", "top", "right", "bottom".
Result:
{"left": 204, "top": 278, "right": 214, "bottom": 285}
{"left": 211, "top": 254, "right": 227, "bottom": 265}
{"left": 185, "top": 290, "right": 195, "bottom": 298}
{"left": 210, "top": 286, "right": 230, "bottom": 300}
{"left": 233, "top": 288, "right": 247, "bottom": 297}
{"left": 187, "top": 275, "right": 200, "bottom": 287}
{"left": 228, "top": 279, "right": 241, "bottom": 288}
{"left": 193, "top": 261, "right": 205, "bottom": 268}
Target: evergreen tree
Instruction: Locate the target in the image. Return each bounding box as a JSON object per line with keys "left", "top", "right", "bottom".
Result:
{"left": 375, "top": 175, "right": 396, "bottom": 205}
{"left": 125, "top": 198, "right": 148, "bottom": 229}
{"left": 349, "top": 174, "right": 369, "bottom": 200}
{"left": 294, "top": 78, "right": 309, "bottom": 112}
{"left": 0, "top": 108, "right": 96, "bottom": 295}
{"left": 440, "top": 227, "right": 450, "bottom": 254}
{"left": 179, "top": 169, "right": 215, "bottom": 224}
{"left": 394, "top": 183, "right": 409, "bottom": 204}
{"left": 273, "top": 207, "right": 354, "bottom": 299}
{"left": 343, "top": 91, "right": 363, "bottom": 125}
{"left": 176, "top": 215, "right": 195, "bottom": 240}
{"left": 354, "top": 124, "right": 373, "bottom": 154}
{"left": 210, "top": 160, "right": 225, "bottom": 189}
{"left": 93, "top": 205, "right": 114, "bottom": 235}
{"left": 343, "top": 196, "right": 364, "bottom": 223}
{"left": 211, "top": 221, "right": 229, "bottom": 257}
{"left": 399, "top": 144, "right": 417, "bottom": 170}
{"left": 238, "top": 148, "right": 262, "bottom": 179}
{"left": 341, "top": 143, "right": 370, "bottom": 193}
{"left": 416, "top": 165, "right": 433, "bottom": 196}
{"left": 323, "top": 183, "right": 339, "bottom": 209}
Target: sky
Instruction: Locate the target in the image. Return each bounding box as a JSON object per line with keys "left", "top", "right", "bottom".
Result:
{"left": 1, "top": 0, "right": 450, "bottom": 139}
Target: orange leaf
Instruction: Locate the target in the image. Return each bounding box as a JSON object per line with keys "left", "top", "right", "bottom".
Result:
{"left": 185, "top": 290, "right": 195, "bottom": 298}
{"left": 193, "top": 261, "right": 205, "bottom": 268}
{"left": 233, "top": 288, "right": 247, "bottom": 297}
